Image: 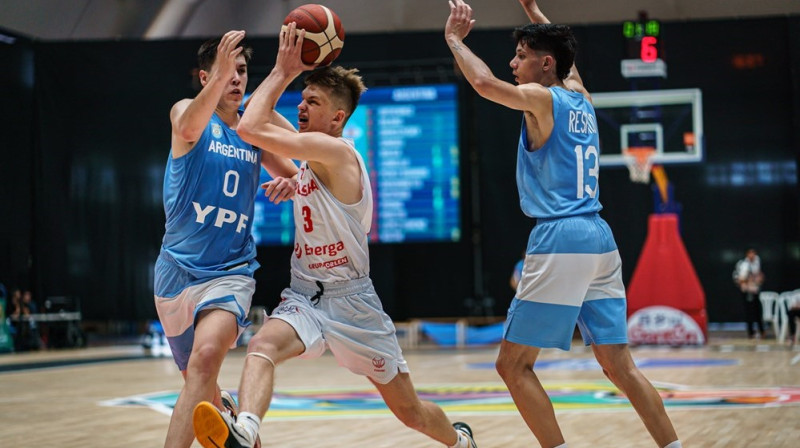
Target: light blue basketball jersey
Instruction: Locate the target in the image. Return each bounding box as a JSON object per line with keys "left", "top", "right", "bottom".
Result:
{"left": 157, "top": 113, "right": 261, "bottom": 293}
{"left": 516, "top": 87, "right": 603, "bottom": 219}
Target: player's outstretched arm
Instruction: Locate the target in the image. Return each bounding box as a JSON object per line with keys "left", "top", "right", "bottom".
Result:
{"left": 445, "top": 0, "right": 549, "bottom": 113}
{"left": 518, "top": 0, "right": 589, "bottom": 100}
{"left": 518, "top": 0, "right": 549, "bottom": 24}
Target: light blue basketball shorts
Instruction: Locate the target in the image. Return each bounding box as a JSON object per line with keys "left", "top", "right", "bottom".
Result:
{"left": 504, "top": 213, "right": 628, "bottom": 350}
{"left": 269, "top": 276, "right": 409, "bottom": 385}
{"left": 154, "top": 256, "right": 254, "bottom": 371}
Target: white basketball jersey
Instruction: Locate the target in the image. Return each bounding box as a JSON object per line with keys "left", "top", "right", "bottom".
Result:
{"left": 290, "top": 138, "right": 372, "bottom": 283}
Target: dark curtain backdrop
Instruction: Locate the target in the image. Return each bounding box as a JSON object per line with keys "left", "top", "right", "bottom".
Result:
{"left": 3, "top": 17, "right": 798, "bottom": 325}
{"left": 0, "top": 30, "right": 35, "bottom": 294}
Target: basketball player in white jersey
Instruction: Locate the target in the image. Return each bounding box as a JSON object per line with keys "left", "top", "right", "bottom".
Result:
{"left": 191, "top": 22, "right": 477, "bottom": 448}
{"left": 445, "top": 1, "right": 681, "bottom": 447}
{"left": 156, "top": 30, "right": 297, "bottom": 448}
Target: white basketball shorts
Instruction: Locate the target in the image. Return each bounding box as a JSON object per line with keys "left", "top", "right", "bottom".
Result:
{"left": 269, "top": 276, "right": 409, "bottom": 384}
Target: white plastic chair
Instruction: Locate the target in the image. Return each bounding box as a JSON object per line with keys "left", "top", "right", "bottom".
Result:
{"left": 774, "top": 291, "right": 793, "bottom": 343}
{"left": 789, "top": 290, "right": 800, "bottom": 345}
{"left": 759, "top": 291, "right": 779, "bottom": 338}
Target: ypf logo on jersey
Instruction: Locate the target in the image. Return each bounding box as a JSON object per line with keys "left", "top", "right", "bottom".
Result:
{"left": 212, "top": 123, "right": 223, "bottom": 139}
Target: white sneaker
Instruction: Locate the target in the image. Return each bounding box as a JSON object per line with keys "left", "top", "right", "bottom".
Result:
{"left": 453, "top": 422, "right": 478, "bottom": 447}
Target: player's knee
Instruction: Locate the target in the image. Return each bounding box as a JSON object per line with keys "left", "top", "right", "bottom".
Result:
{"left": 495, "top": 357, "right": 525, "bottom": 384}
{"left": 392, "top": 403, "right": 426, "bottom": 432}
{"left": 246, "top": 332, "right": 282, "bottom": 360}
{"left": 598, "top": 359, "right": 636, "bottom": 384}
{"left": 188, "top": 341, "right": 226, "bottom": 377}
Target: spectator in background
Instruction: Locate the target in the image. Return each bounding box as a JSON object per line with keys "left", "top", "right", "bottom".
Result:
{"left": 735, "top": 248, "right": 764, "bottom": 339}
{"left": 7, "top": 288, "right": 40, "bottom": 351}
{"left": 7, "top": 288, "right": 22, "bottom": 320}
{"left": 22, "top": 290, "right": 38, "bottom": 314}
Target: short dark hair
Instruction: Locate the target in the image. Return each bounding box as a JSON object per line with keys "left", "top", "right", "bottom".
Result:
{"left": 197, "top": 37, "right": 253, "bottom": 72}
{"left": 304, "top": 66, "right": 367, "bottom": 121}
{"left": 512, "top": 23, "right": 577, "bottom": 80}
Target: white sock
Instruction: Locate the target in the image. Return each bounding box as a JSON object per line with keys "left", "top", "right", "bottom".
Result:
{"left": 449, "top": 431, "right": 468, "bottom": 448}
{"left": 663, "top": 441, "right": 682, "bottom": 448}
{"left": 237, "top": 411, "right": 261, "bottom": 444}
{"left": 553, "top": 444, "right": 568, "bottom": 448}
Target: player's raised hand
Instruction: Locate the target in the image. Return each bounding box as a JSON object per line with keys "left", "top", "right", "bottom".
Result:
{"left": 445, "top": 0, "right": 476, "bottom": 41}
{"left": 210, "top": 30, "right": 245, "bottom": 82}
{"left": 262, "top": 176, "right": 297, "bottom": 204}
{"left": 276, "top": 22, "right": 316, "bottom": 77}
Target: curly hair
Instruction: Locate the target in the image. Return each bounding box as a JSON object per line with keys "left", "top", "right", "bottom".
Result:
{"left": 512, "top": 23, "right": 577, "bottom": 80}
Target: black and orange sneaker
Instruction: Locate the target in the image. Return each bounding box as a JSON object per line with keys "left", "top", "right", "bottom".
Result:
{"left": 193, "top": 401, "right": 253, "bottom": 448}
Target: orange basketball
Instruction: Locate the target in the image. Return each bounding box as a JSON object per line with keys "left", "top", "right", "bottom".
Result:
{"left": 282, "top": 4, "right": 345, "bottom": 66}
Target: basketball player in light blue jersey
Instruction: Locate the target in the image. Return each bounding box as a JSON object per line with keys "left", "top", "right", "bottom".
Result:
{"left": 446, "top": 1, "right": 681, "bottom": 447}
{"left": 155, "top": 30, "right": 298, "bottom": 448}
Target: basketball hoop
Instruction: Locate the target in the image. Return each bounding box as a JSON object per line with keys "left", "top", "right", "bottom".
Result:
{"left": 623, "top": 147, "right": 656, "bottom": 183}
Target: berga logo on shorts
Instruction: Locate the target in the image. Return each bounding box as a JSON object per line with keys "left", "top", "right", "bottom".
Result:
{"left": 371, "top": 356, "right": 386, "bottom": 372}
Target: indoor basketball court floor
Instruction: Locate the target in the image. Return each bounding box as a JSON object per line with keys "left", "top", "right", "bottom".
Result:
{"left": 1, "top": 333, "right": 798, "bottom": 447}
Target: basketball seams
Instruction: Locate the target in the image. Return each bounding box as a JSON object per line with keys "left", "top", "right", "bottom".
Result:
{"left": 298, "top": 5, "right": 331, "bottom": 63}
{"left": 297, "top": 6, "right": 326, "bottom": 33}
{"left": 285, "top": 4, "right": 344, "bottom": 65}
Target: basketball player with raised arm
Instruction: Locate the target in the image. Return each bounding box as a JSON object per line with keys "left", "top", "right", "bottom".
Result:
{"left": 155, "top": 30, "right": 297, "bottom": 448}
{"left": 445, "top": 1, "right": 681, "bottom": 447}
{"left": 191, "top": 22, "right": 478, "bottom": 448}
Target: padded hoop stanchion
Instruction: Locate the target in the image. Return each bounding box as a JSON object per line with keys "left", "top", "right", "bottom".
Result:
{"left": 627, "top": 214, "right": 708, "bottom": 342}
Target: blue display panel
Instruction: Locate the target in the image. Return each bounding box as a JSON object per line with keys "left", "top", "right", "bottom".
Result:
{"left": 251, "top": 84, "right": 460, "bottom": 246}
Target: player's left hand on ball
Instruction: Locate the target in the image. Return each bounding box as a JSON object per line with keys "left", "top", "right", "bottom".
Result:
{"left": 262, "top": 176, "right": 297, "bottom": 204}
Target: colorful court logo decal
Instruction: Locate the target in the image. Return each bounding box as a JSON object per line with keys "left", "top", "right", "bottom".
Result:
{"left": 101, "top": 382, "right": 800, "bottom": 420}
{"left": 469, "top": 358, "right": 739, "bottom": 371}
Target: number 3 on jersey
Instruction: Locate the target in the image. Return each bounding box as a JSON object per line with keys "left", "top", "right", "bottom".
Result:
{"left": 574, "top": 144, "right": 599, "bottom": 199}
{"left": 301, "top": 205, "right": 314, "bottom": 232}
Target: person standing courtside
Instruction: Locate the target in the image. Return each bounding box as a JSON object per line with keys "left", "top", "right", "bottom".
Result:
{"left": 735, "top": 248, "right": 765, "bottom": 339}
{"left": 191, "top": 22, "right": 477, "bottom": 448}
{"left": 444, "top": 1, "right": 681, "bottom": 447}
{"left": 155, "top": 30, "right": 297, "bottom": 448}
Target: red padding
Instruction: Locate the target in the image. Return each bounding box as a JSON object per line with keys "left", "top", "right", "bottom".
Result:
{"left": 627, "top": 214, "right": 707, "bottom": 336}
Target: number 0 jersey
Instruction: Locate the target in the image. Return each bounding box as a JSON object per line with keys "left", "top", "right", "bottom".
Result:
{"left": 516, "top": 87, "right": 603, "bottom": 219}
{"left": 291, "top": 139, "right": 372, "bottom": 283}
{"left": 159, "top": 113, "right": 261, "bottom": 279}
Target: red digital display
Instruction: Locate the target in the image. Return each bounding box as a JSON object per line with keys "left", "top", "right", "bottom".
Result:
{"left": 641, "top": 36, "right": 658, "bottom": 63}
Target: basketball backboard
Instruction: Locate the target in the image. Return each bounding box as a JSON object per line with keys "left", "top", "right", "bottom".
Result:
{"left": 592, "top": 88, "right": 703, "bottom": 166}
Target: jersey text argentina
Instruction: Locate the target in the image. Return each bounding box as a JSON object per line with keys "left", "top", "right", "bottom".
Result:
{"left": 160, "top": 113, "right": 261, "bottom": 278}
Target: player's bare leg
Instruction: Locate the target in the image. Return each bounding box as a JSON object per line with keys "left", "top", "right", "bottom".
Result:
{"left": 592, "top": 343, "right": 679, "bottom": 447}
{"left": 370, "top": 372, "right": 476, "bottom": 447}
{"left": 496, "top": 340, "right": 565, "bottom": 448}
{"left": 193, "top": 318, "right": 304, "bottom": 448}
{"left": 166, "top": 309, "right": 238, "bottom": 448}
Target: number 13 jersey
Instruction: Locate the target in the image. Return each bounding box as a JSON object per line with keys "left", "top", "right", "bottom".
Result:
{"left": 291, "top": 138, "right": 372, "bottom": 283}
{"left": 516, "top": 87, "right": 603, "bottom": 219}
